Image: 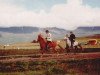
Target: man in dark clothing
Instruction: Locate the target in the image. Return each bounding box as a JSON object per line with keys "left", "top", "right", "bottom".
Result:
{"left": 69, "top": 31, "right": 76, "bottom": 48}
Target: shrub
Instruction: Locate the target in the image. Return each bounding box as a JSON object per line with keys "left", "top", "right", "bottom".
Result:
{"left": 15, "top": 61, "right": 29, "bottom": 71}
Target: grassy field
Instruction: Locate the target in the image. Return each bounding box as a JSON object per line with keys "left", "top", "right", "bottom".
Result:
{"left": 0, "top": 37, "right": 99, "bottom": 55}
{"left": 0, "top": 37, "right": 100, "bottom": 50}
{"left": 0, "top": 71, "right": 44, "bottom": 75}
{"left": 0, "top": 37, "right": 100, "bottom": 75}
{"left": 0, "top": 59, "right": 100, "bottom": 75}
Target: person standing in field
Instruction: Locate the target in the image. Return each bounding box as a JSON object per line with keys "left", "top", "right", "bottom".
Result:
{"left": 69, "top": 31, "right": 76, "bottom": 48}
{"left": 45, "top": 30, "right": 52, "bottom": 50}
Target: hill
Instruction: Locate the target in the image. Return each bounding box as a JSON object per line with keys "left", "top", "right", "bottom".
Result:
{"left": 0, "top": 26, "right": 100, "bottom": 44}
{"left": 0, "top": 26, "right": 68, "bottom": 44}
{"left": 0, "top": 26, "right": 39, "bottom": 33}
{"left": 74, "top": 26, "right": 100, "bottom": 36}
{"left": 0, "top": 26, "right": 99, "bottom": 35}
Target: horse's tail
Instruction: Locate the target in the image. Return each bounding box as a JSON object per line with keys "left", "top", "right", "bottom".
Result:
{"left": 58, "top": 44, "right": 64, "bottom": 50}
{"left": 56, "top": 40, "right": 61, "bottom": 44}
{"left": 78, "top": 43, "right": 84, "bottom": 52}
{"left": 56, "top": 40, "right": 64, "bottom": 51}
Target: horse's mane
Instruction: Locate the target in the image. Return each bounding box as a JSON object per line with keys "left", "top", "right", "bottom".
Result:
{"left": 38, "top": 34, "right": 46, "bottom": 43}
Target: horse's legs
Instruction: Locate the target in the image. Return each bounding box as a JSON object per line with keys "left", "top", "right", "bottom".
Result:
{"left": 40, "top": 46, "right": 46, "bottom": 54}
{"left": 40, "top": 49, "right": 45, "bottom": 54}
{"left": 52, "top": 47, "right": 57, "bottom": 53}
{"left": 65, "top": 46, "right": 70, "bottom": 53}
{"left": 78, "top": 44, "right": 84, "bottom": 52}
{"left": 74, "top": 46, "right": 78, "bottom": 53}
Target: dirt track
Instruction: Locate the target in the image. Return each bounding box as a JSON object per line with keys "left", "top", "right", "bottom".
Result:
{"left": 0, "top": 52, "right": 100, "bottom": 63}
{"left": 0, "top": 48, "right": 100, "bottom": 56}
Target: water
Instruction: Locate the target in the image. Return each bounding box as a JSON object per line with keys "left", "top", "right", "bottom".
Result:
{"left": 0, "top": 33, "right": 37, "bottom": 45}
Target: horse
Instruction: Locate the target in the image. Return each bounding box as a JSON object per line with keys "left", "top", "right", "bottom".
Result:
{"left": 65, "top": 37, "right": 83, "bottom": 53}
{"left": 37, "top": 34, "right": 64, "bottom": 54}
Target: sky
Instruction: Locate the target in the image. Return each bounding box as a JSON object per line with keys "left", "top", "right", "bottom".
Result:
{"left": 0, "top": 0, "right": 100, "bottom": 30}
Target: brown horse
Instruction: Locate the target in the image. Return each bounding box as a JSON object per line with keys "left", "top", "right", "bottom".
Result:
{"left": 37, "top": 34, "right": 64, "bottom": 54}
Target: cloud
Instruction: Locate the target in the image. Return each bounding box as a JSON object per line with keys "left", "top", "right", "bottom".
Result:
{"left": 50, "top": 0, "right": 100, "bottom": 29}
{"left": 0, "top": 0, "right": 100, "bottom": 30}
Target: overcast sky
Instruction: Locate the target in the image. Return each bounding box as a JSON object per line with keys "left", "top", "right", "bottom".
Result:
{"left": 0, "top": 0, "right": 100, "bottom": 30}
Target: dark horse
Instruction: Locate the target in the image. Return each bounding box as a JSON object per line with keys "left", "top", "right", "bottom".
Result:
{"left": 37, "top": 34, "right": 64, "bottom": 54}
